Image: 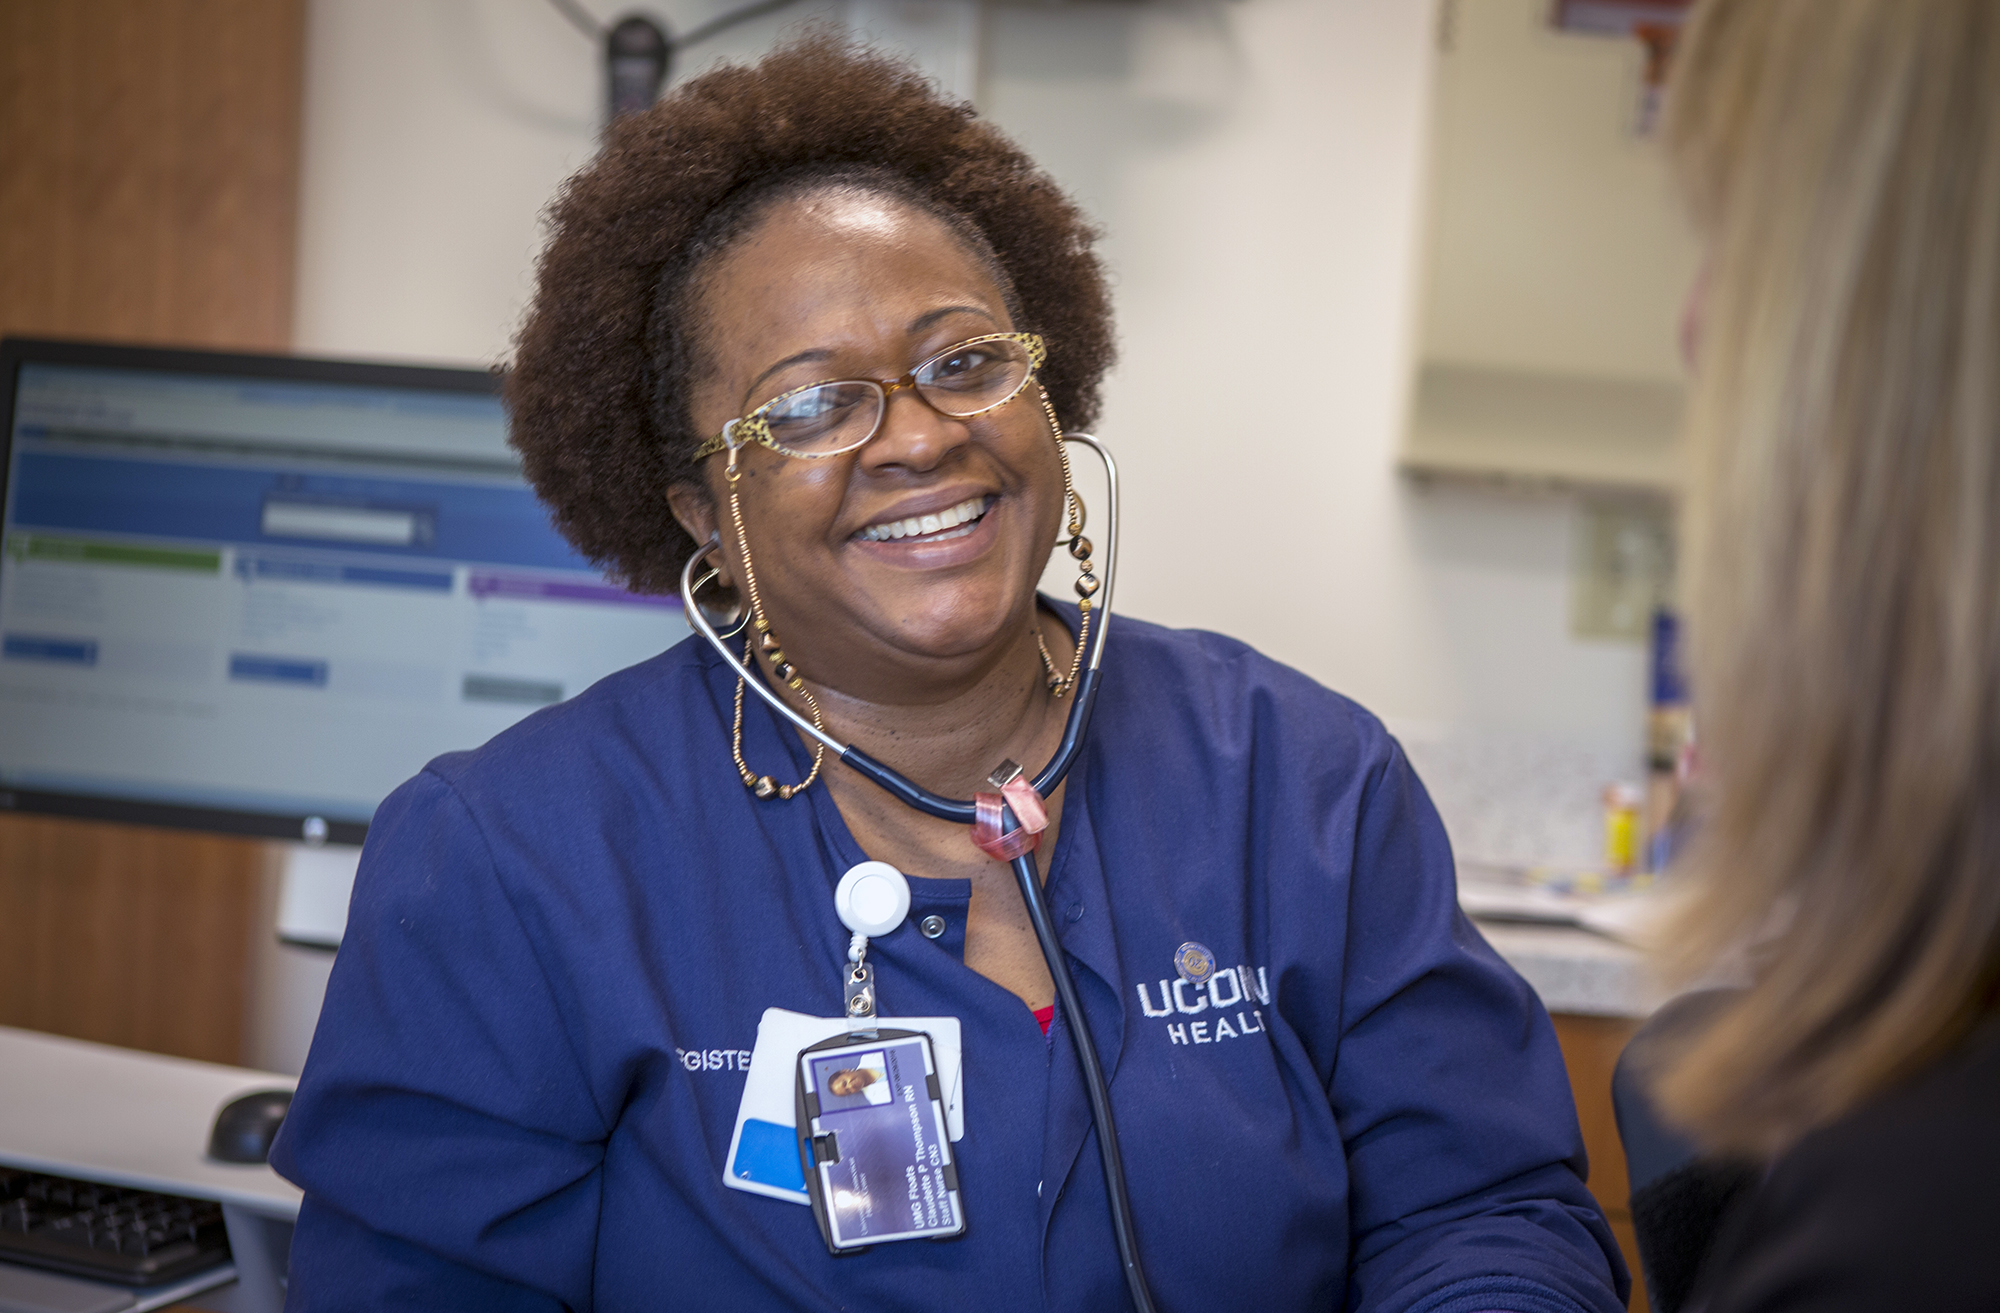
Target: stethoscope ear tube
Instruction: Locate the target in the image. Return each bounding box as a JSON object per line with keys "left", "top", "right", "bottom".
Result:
{"left": 1064, "top": 433, "right": 1119, "bottom": 652}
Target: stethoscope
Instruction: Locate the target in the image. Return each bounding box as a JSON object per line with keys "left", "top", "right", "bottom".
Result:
{"left": 679, "top": 433, "right": 1158, "bottom": 1313}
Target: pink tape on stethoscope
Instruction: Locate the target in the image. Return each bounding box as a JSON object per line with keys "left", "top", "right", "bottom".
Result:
{"left": 971, "top": 776, "right": 1049, "bottom": 861}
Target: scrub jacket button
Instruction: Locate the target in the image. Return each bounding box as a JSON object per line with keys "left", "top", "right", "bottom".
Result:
{"left": 1065, "top": 901, "right": 1084, "bottom": 923}
{"left": 919, "top": 914, "right": 947, "bottom": 940}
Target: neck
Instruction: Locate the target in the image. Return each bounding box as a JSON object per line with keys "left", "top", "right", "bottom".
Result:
{"left": 803, "top": 612, "right": 1069, "bottom": 803}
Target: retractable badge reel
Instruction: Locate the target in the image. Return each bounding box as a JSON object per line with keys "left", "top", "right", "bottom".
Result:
{"left": 833, "top": 860, "right": 907, "bottom": 1019}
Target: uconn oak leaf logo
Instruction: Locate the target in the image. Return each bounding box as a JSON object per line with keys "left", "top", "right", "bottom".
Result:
{"left": 1134, "top": 941, "right": 1272, "bottom": 1047}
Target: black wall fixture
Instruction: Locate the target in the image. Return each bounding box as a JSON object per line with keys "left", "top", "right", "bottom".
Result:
{"left": 548, "top": 0, "right": 809, "bottom": 127}
{"left": 607, "top": 15, "right": 672, "bottom": 121}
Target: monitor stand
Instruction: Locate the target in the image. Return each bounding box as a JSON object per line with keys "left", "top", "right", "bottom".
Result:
{"left": 273, "top": 843, "right": 359, "bottom": 950}
{"left": 241, "top": 844, "right": 359, "bottom": 1076}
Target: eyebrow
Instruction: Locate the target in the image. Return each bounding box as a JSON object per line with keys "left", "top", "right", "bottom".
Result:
{"left": 741, "top": 304, "right": 999, "bottom": 402}
{"left": 744, "top": 349, "right": 834, "bottom": 401}
{"left": 909, "top": 304, "right": 996, "bottom": 335}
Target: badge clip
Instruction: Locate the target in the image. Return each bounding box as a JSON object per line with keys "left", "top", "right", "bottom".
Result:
{"left": 843, "top": 958, "right": 877, "bottom": 1021}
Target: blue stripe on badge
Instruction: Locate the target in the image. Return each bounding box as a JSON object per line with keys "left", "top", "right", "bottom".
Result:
{"left": 732, "top": 1118, "right": 806, "bottom": 1194}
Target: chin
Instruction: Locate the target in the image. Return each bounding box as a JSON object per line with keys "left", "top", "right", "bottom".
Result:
{"left": 878, "top": 576, "right": 1036, "bottom": 662}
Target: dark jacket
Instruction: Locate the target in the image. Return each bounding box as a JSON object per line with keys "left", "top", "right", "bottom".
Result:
{"left": 1693, "top": 1014, "right": 2000, "bottom": 1312}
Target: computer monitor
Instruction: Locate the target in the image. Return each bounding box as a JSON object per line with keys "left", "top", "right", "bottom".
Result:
{"left": 0, "top": 338, "right": 688, "bottom": 845}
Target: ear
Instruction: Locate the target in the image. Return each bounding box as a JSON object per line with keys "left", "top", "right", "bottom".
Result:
{"left": 667, "top": 480, "right": 731, "bottom": 586}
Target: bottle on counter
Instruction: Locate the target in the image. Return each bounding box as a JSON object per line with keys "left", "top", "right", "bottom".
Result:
{"left": 1603, "top": 781, "right": 1644, "bottom": 878}
{"left": 1646, "top": 607, "right": 1694, "bottom": 872}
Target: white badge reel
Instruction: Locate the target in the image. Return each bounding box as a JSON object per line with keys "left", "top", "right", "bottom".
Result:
{"left": 835, "top": 860, "right": 910, "bottom": 937}
{"left": 834, "top": 860, "right": 908, "bottom": 1019}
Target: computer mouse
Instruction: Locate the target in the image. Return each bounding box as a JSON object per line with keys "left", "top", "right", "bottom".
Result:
{"left": 207, "top": 1088, "right": 294, "bottom": 1164}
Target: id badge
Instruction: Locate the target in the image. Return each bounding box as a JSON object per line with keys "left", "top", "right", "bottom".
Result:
{"left": 795, "top": 1028, "right": 966, "bottom": 1252}
{"left": 724, "top": 1009, "right": 961, "bottom": 1208}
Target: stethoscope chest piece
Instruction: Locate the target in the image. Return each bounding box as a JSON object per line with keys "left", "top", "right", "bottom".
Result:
{"left": 835, "top": 860, "right": 910, "bottom": 938}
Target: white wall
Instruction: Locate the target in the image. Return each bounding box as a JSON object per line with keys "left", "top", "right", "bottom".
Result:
{"left": 295, "top": 0, "right": 839, "bottom": 363}
{"left": 293, "top": 0, "right": 1647, "bottom": 869}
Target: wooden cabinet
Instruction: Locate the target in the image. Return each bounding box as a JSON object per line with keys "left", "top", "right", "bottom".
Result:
{"left": 1403, "top": 0, "right": 1699, "bottom": 496}
{"left": 1553, "top": 1012, "right": 1649, "bottom": 1313}
{"left": 0, "top": 816, "right": 273, "bottom": 1065}
{"left": 0, "top": 0, "right": 305, "bottom": 351}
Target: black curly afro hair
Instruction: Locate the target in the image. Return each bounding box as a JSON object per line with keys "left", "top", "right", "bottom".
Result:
{"left": 505, "top": 34, "right": 1116, "bottom": 594}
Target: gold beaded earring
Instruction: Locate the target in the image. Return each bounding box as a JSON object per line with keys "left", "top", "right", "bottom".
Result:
{"left": 1036, "top": 388, "right": 1093, "bottom": 699}
{"left": 719, "top": 448, "right": 826, "bottom": 801}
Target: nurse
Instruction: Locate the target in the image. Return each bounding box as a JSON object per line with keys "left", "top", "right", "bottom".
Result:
{"left": 274, "top": 37, "right": 1627, "bottom": 1313}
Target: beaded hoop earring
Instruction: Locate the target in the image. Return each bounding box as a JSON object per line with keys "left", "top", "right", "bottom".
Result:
{"left": 1037, "top": 387, "right": 1094, "bottom": 698}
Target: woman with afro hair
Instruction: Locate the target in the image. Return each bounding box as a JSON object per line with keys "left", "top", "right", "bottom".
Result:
{"left": 274, "top": 36, "right": 1626, "bottom": 1313}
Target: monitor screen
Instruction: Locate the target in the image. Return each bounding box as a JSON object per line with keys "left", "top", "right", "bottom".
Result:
{"left": 0, "top": 339, "right": 687, "bottom": 843}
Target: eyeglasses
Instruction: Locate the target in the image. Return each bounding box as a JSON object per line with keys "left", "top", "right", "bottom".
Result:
{"left": 694, "top": 332, "right": 1047, "bottom": 462}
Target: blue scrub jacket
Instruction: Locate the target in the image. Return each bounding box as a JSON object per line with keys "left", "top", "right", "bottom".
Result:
{"left": 274, "top": 610, "right": 1629, "bottom": 1313}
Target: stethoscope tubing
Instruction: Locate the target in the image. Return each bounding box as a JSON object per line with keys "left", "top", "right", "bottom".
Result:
{"left": 1005, "top": 840, "right": 1155, "bottom": 1312}
{"left": 677, "top": 433, "right": 1157, "bottom": 1313}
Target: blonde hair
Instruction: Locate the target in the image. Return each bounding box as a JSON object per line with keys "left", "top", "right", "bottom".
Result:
{"left": 1654, "top": 0, "right": 2000, "bottom": 1156}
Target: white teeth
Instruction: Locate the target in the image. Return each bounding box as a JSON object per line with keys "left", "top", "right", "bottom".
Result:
{"left": 857, "top": 496, "right": 991, "bottom": 543}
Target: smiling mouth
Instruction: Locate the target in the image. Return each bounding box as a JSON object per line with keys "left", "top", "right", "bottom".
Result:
{"left": 854, "top": 495, "right": 995, "bottom": 544}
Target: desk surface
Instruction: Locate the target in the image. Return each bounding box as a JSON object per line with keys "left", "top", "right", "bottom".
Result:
{"left": 0, "top": 1027, "right": 301, "bottom": 1220}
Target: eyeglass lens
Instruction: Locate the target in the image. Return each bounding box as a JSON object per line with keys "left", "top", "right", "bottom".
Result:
{"left": 760, "top": 338, "right": 1035, "bottom": 455}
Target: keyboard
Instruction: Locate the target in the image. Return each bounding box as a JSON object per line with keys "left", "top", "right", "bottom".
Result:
{"left": 0, "top": 1168, "right": 231, "bottom": 1287}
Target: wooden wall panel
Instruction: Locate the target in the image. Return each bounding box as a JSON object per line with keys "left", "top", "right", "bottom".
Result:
{"left": 0, "top": 815, "right": 271, "bottom": 1064}
{"left": 1553, "top": 1012, "right": 1650, "bottom": 1313}
{"left": 0, "top": 0, "right": 305, "bottom": 1064}
{"left": 0, "top": 0, "right": 305, "bottom": 348}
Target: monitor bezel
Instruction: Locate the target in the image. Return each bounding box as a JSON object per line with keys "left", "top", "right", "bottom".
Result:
{"left": 0, "top": 336, "right": 508, "bottom": 847}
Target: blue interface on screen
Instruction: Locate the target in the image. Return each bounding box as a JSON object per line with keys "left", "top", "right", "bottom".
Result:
{"left": 0, "top": 362, "right": 687, "bottom": 827}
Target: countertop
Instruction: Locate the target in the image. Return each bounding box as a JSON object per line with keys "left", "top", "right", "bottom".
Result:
{"left": 1475, "top": 919, "right": 1662, "bottom": 1019}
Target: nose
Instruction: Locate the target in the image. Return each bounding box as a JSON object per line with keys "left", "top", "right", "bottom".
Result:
{"left": 858, "top": 384, "right": 972, "bottom": 474}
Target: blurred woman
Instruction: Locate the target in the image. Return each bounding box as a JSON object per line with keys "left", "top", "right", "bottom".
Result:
{"left": 1648, "top": 0, "right": 2000, "bottom": 1307}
